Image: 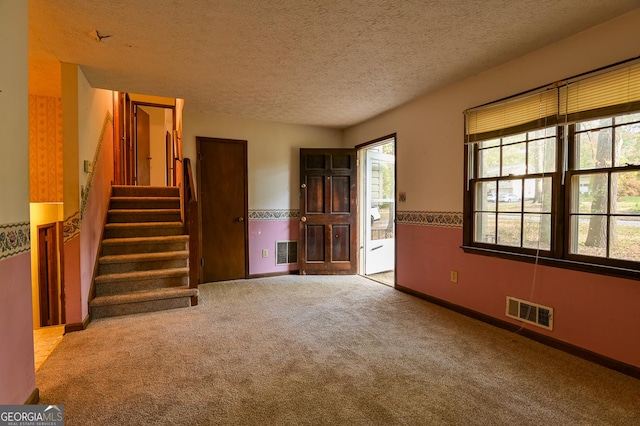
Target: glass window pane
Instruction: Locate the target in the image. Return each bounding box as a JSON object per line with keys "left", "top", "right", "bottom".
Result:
{"left": 614, "top": 123, "right": 640, "bottom": 167}
{"left": 570, "top": 214, "right": 607, "bottom": 257}
{"left": 577, "top": 118, "right": 612, "bottom": 131}
{"left": 474, "top": 212, "right": 496, "bottom": 244}
{"left": 576, "top": 128, "right": 612, "bottom": 170}
{"left": 528, "top": 137, "right": 556, "bottom": 174}
{"left": 502, "top": 143, "right": 526, "bottom": 176}
{"left": 523, "top": 213, "right": 551, "bottom": 250}
{"left": 503, "top": 133, "right": 526, "bottom": 144}
{"left": 614, "top": 112, "right": 640, "bottom": 126}
{"left": 475, "top": 181, "right": 497, "bottom": 211}
{"left": 528, "top": 127, "right": 556, "bottom": 140}
{"left": 497, "top": 179, "right": 522, "bottom": 212}
{"left": 480, "top": 139, "right": 500, "bottom": 149}
{"left": 611, "top": 171, "right": 640, "bottom": 215}
{"left": 497, "top": 213, "right": 521, "bottom": 247}
{"left": 572, "top": 173, "right": 608, "bottom": 214}
{"left": 479, "top": 147, "right": 500, "bottom": 178}
{"left": 610, "top": 216, "right": 640, "bottom": 261}
{"left": 523, "top": 177, "right": 552, "bottom": 213}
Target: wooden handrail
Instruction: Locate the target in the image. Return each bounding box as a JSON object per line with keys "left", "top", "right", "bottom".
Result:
{"left": 183, "top": 158, "right": 200, "bottom": 305}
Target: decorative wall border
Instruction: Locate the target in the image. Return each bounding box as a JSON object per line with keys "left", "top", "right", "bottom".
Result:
{"left": 63, "top": 211, "right": 81, "bottom": 242}
{"left": 396, "top": 211, "right": 463, "bottom": 228}
{"left": 80, "top": 112, "right": 113, "bottom": 220}
{"left": 248, "top": 209, "right": 301, "bottom": 221}
{"left": 0, "top": 222, "right": 31, "bottom": 260}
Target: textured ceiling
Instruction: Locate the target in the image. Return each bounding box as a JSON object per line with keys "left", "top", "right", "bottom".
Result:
{"left": 28, "top": 0, "right": 640, "bottom": 128}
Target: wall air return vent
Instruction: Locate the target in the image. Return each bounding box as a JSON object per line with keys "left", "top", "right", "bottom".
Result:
{"left": 506, "top": 296, "right": 553, "bottom": 331}
{"left": 276, "top": 241, "right": 298, "bottom": 265}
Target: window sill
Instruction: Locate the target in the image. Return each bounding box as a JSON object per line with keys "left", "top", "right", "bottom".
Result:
{"left": 461, "top": 245, "right": 640, "bottom": 281}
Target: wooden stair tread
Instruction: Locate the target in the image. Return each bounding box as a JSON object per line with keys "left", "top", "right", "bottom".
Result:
{"left": 99, "top": 251, "right": 188, "bottom": 264}
{"left": 91, "top": 286, "right": 197, "bottom": 307}
{"left": 102, "top": 235, "right": 188, "bottom": 245}
{"left": 94, "top": 267, "right": 189, "bottom": 283}
{"left": 105, "top": 222, "right": 182, "bottom": 228}
{"left": 108, "top": 209, "right": 181, "bottom": 214}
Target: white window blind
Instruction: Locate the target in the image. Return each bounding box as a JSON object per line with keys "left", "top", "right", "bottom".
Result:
{"left": 464, "top": 58, "right": 640, "bottom": 143}
{"left": 559, "top": 62, "right": 640, "bottom": 122}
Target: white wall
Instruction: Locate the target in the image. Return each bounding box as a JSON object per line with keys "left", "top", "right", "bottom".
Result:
{"left": 183, "top": 111, "right": 343, "bottom": 209}
{"left": 77, "top": 68, "right": 113, "bottom": 192}
{"left": 343, "top": 9, "right": 640, "bottom": 213}
{"left": 0, "top": 1, "right": 29, "bottom": 224}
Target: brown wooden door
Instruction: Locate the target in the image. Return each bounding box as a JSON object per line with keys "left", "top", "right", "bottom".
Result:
{"left": 38, "top": 223, "right": 61, "bottom": 327}
{"left": 197, "top": 137, "right": 248, "bottom": 282}
{"left": 136, "top": 106, "right": 151, "bottom": 186}
{"left": 300, "top": 149, "right": 357, "bottom": 275}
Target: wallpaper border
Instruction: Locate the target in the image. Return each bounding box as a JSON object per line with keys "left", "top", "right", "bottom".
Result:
{"left": 249, "top": 209, "right": 301, "bottom": 221}
{"left": 0, "top": 222, "right": 31, "bottom": 260}
{"left": 396, "top": 211, "right": 463, "bottom": 228}
{"left": 63, "top": 211, "right": 81, "bottom": 242}
{"left": 81, "top": 112, "right": 113, "bottom": 220}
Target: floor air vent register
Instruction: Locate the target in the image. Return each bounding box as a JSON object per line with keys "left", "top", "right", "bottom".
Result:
{"left": 506, "top": 296, "right": 553, "bottom": 331}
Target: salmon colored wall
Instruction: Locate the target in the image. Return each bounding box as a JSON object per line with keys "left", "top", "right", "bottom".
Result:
{"left": 396, "top": 224, "right": 640, "bottom": 367}
{"left": 63, "top": 236, "right": 82, "bottom": 324}
{"left": 0, "top": 253, "right": 35, "bottom": 404}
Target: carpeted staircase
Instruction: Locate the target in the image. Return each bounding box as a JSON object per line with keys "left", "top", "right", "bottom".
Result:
{"left": 90, "top": 185, "right": 198, "bottom": 319}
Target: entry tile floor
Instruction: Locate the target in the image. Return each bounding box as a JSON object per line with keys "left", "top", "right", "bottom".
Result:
{"left": 34, "top": 325, "right": 65, "bottom": 372}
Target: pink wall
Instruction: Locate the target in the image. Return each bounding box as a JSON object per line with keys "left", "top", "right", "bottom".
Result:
{"left": 63, "top": 236, "right": 82, "bottom": 324}
{"left": 80, "top": 123, "right": 114, "bottom": 320}
{"left": 249, "top": 220, "right": 299, "bottom": 275}
{"left": 396, "top": 224, "right": 640, "bottom": 368}
{"left": 0, "top": 253, "right": 36, "bottom": 403}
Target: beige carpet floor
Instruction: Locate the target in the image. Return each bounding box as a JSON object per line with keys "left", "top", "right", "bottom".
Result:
{"left": 37, "top": 275, "right": 640, "bottom": 425}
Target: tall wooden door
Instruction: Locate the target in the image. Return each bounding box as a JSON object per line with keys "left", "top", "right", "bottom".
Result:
{"left": 197, "top": 137, "right": 248, "bottom": 282}
{"left": 136, "top": 107, "right": 151, "bottom": 186}
{"left": 38, "top": 223, "right": 62, "bottom": 326}
{"left": 300, "top": 149, "right": 357, "bottom": 274}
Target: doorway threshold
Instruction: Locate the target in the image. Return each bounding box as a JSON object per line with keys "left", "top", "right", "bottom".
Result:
{"left": 364, "top": 271, "right": 395, "bottom": 287}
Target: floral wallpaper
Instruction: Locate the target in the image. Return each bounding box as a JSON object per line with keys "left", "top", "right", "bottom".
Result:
{"left": 0, "top": 222, "right": 30, "bottom": 260}
{"left": 29, "top": 95, "right": 63, "bottom": 202}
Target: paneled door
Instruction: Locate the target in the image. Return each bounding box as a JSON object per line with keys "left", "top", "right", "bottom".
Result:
{"left": 299, "top": 149, "right": 357, "bottom": 274}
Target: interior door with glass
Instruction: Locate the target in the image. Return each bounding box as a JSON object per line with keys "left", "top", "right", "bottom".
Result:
{"left": 364, "top": 144, "right": 395, "bottom": 275}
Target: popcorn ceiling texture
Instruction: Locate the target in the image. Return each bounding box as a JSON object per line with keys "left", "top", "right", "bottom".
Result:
{"left": 29, "top": 0, "right": 639, "bottom": 128}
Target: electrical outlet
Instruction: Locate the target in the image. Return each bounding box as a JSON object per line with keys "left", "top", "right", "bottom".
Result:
{"left": 262, "top": 249, "right": 268, "bottom": 258}
{"left": 450, "top": 270, "right": 458, "bottom": 283}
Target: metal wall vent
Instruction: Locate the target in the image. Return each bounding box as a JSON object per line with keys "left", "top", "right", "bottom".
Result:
{"left": 506, "top": 296, "right": 553, "bottom": 331}
{"left": 276, "top": 241, "right": 298, "bottom": 265}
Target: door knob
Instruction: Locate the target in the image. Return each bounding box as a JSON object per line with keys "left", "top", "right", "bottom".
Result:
{"left": 301, "top": 183, "right": 307, "bottom": 189}
{"left": 301, "top": 216, "right": 307, "bottom": 222}
{"left": 237, "top": 217, "right": 244, "bottom": 222}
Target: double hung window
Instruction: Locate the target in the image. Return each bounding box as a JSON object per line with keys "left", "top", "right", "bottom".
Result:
{"left": 464, "top": 59, "right": 640, "bottom": 275}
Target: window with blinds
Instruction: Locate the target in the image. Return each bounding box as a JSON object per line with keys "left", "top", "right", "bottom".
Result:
{"left": 463, "top": 58, "right": 640, "bottom": 275}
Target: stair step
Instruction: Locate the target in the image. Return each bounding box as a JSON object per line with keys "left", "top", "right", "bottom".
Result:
{"left": 90, "top": 286, "right": 197, "bottom": 319}
{"left": 108, "top": 209, "right": 182, "bottom": 223}
{"left": 104, "top": 222, "right": 184, "bottom": 238}
{"left": 110, "top": 196, "right": 180, "bottom": 210}
{"left": 98, "top": 251, "right": 188, "bottom": 275}
{"left": 95, "top": 267, "right": 189, "bottom": 296}
{"left": 112, "top": 185, "right": 180, "bottom": 198}
{"left": 101, "top": 235, "right": 189, "bottom": 255}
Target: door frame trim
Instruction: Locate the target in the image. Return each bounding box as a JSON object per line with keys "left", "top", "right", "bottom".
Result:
{"left": 356, "top": 133, "right": 397, "bottom": 282}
